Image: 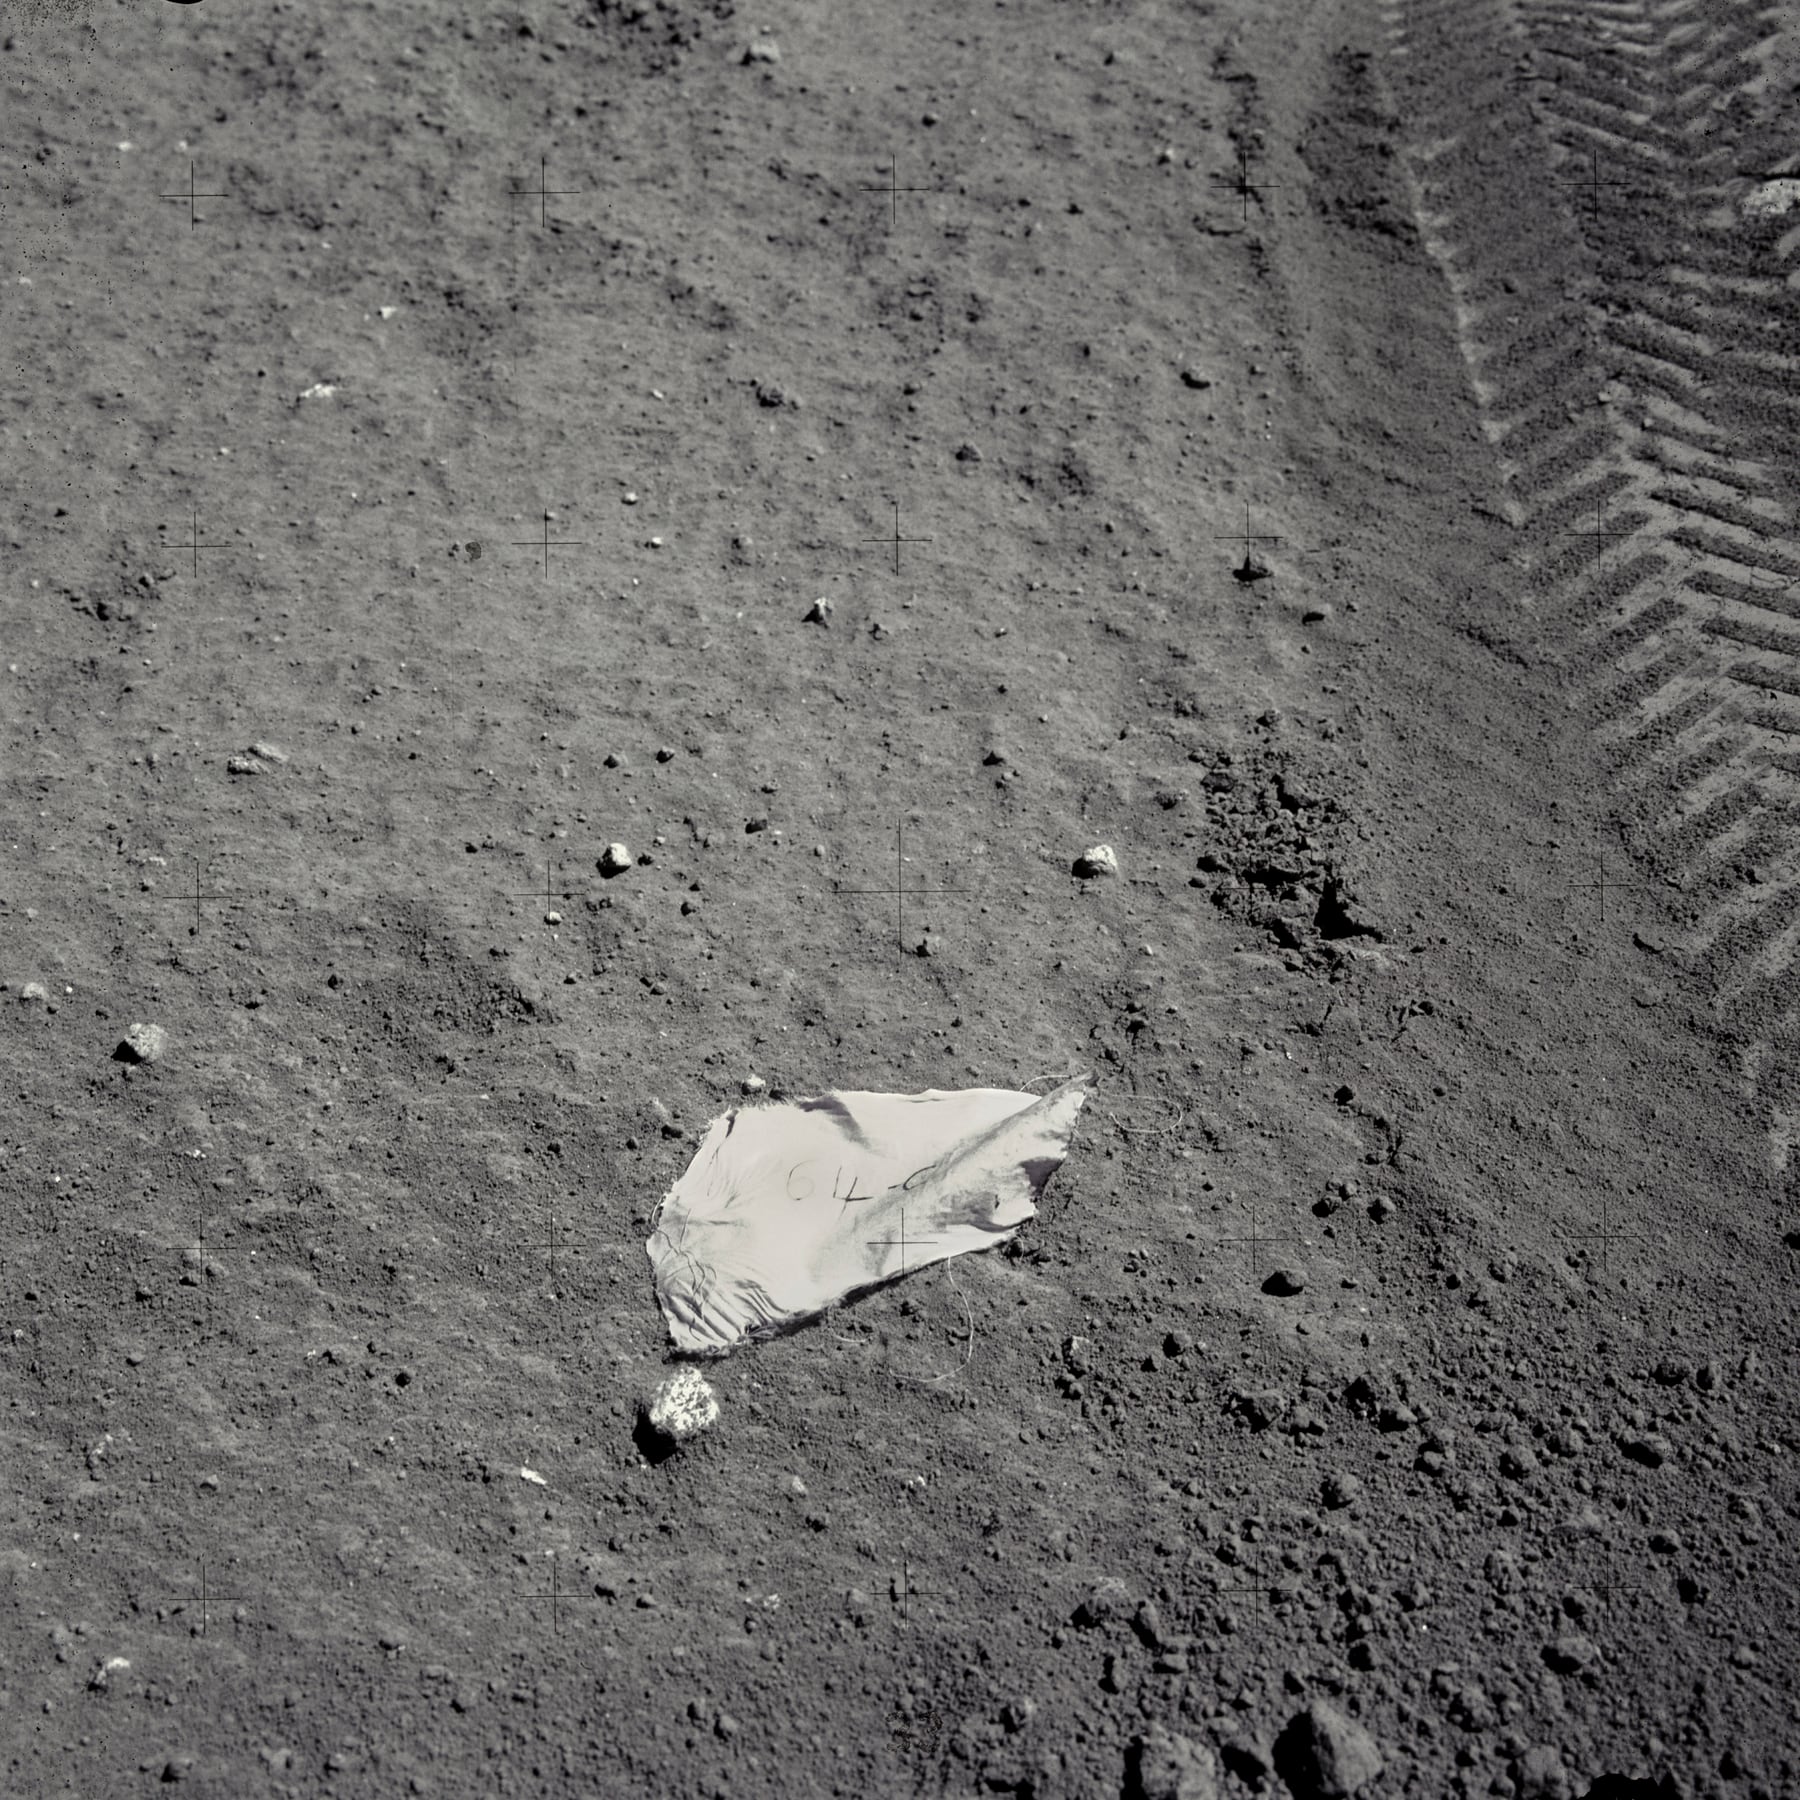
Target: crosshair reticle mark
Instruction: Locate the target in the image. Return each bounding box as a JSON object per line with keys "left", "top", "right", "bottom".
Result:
{"left": 1209, "top": 145, "right": 1283, "bottom": 224}
{"left": 1557, "top": 145, "right": 1632, "bottom": 229}
{"left": 506, "top": 860, "right": 592, "bottom": 920}
{"left": 860, "top": 154, "right": 938, "bottom": 226}
{"left": 1564, "top": 1191, "right": 1649, "bottom": 1277}
{"left": 160, "top": 159, "right": 227, "bottom": 230}
{"left": 866, "top": 1202, "right": 942, "bottom": 1276}
{"left": 154, "top": 1560, "right": 250, "bottom": 1637}
{"left": 519, "top": 1553, "right": 603, "bottom": 1633}
{"left": 1215, "top": 501, "right": 1280, "bottom": 582}
{"left": 180, "top": 1209, "right": 224, "bottom": 1339}
{"left": 510, "top": 508, "right": 589, "bottom": 573}
{"left": 829, "top": 819, "right": 971, "bottom": 958}
{"left": 861, "top": 500, "right": 933, "bottom": 576}
{"left": 1557, "top": 1535, "right": 1637, "bottom": 1637}
{"left": 1557, "top": 492, "right": 1636, "bottom": 555}
{"left": 507, "top": 154, "right": 581, "bottom": 229}
{"left": 163, "top": 501, "right": 229, "bottom": 580}
{"left": 1557, "top": 855, "right": 1642, "bottom": 925}
{"left": 141, "top": 856, "right": 232, "bottom": 937}
{"left": 490, "top": 1202, "right": 609, "bottom": 1298}
{"left": 1216, "top": 1193, "right": 1302, "bottom": 1285}
{"left": 888, "top": 1553, "right": 948, "bottom": 1628}
{"left": 1211, "top": 1540, "right": 1288, "bottom": 1614}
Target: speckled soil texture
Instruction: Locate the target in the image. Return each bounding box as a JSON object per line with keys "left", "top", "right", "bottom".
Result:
{"left": 2, "top": 0, "right": 1797, "bottom": 1797}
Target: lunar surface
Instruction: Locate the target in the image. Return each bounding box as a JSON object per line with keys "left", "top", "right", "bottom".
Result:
{"left": 2, "top": 1, "right": 1796, "bottom": 1797}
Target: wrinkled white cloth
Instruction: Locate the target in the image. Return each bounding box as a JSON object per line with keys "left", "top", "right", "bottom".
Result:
{"left": 647, "top": 1074, "right": 1091, "bottom": 1354}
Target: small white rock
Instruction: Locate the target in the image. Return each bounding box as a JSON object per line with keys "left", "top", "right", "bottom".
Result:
{"left": 119, "top": 1022, "right": 168, "bottom": 1064}
{"left": 19, "top": 981, "right": 49, "bottom": 1004}
{"left": 599, "top": 843, "right": 633, "bottom": 878}
{"left": 227, "top": 755, "right": 268, "bottom": 776}
{"left": 1743, "top": 178, "right": 1800, "bottom": 219}
{"left": 804, "top": 597, "right": 832, "bottom": 625}
{"left": 743, "top": 36, "right": 780, "bottom": 63}
{"left": 741, "top": 1074, "right": 767, "bottom": 1097}
{"left": 88, "top": 1655, "right": 129, "bottom": 1692}
{"left": 1073, "top": 844, "right": 1120, "bottom": 879}
{"left": 249, "top": 740, "right": 289, "bottom": 763}
{"left": 646, "top": 1367, "right": 719, "bottom": 1442}
{"left": 519, "top": 1466, "right": 548, "bottom": 1486}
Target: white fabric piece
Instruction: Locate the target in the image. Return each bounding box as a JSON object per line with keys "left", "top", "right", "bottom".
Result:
{"left": 647, "top": 1074, "right": 1092, "bottom": 1354}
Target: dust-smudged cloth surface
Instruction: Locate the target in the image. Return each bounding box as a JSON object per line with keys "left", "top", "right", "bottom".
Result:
{"left": 647, "top": 1074, "right": 1092, "bottom": 1354}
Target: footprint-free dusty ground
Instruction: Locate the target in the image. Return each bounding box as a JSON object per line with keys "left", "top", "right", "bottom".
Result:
{"left": 2, "top": 0, "right": 1797, "bottom": 1796}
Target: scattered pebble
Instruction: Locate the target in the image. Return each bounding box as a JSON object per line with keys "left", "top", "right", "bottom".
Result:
{"left": 1543, "top": 1634, "right": 1598, "bottom": 1674}
{"left": 1233, "top": 1387, "right": 1287, "bottom": 1430}
{"left": 955, "top": 442, "right": 983, "bottom": 462}
{"left": 645, "top": 1368, "right": 719, "bottom": 1443}
{"left": 1127, "top": 1727, "right": 1220, "bottom": 1800}
{"left": 742, "top": 1074, "right": 767, "bottom": 1096}
{"left": 1511, "top": 1745, "right": 1572, "bottom": 1800}
{"left": 117, "top": 1022, "right": 168, "bottom": 1064}
{"left": 1322, "top": 1469, "right": 1364, "bottom": 1510}
{"left": 1272, "top": 1699, "right": 1383, "bottom": 1799}
{"left": 88, "top": 1655, "right": 129, "bottom": 1692}
{"left": 1618, "top": 1431, "right": 1671, "bottom": 1469}
{"left": 1264, "top": 1266, "right": 1305, "bottom": 1296}
{"left": 598, "top": 843, "right": 633, "bottom": 878}
{"left": 519, "top": 1467, "right": 547, "bottom": 1486}
{"left": 743, "top": 36, "right": 780, "bottom": 62}
{"left": 1742, "top": 177, "right": 1800, "bottom": 219}
{"left": 1072, "top": 1576, "right": 1130, "bottom": 1628}
{"left": 227, "top": 755, "right": 268, "bottom": 776}
{"left": 804, "top": 597, "right": 833, "bottom": 625}
{"left": 1302, "top": 604, "right": 1332, "bottom": 624}
{"left": 1073, "top": 844, "right": 1119, "bottom": 879}
{"left": 1500, "top": 1445, "right": 1540, "bottom": 1480}
{"left": 19, "top": 981, "right": 48, "bottom": 1004}
{"left": 1181, "top": 367, "right": 1215, "bottom": 389}
{"left": 249, "top": 741, "right": 289, "bottom": 763}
